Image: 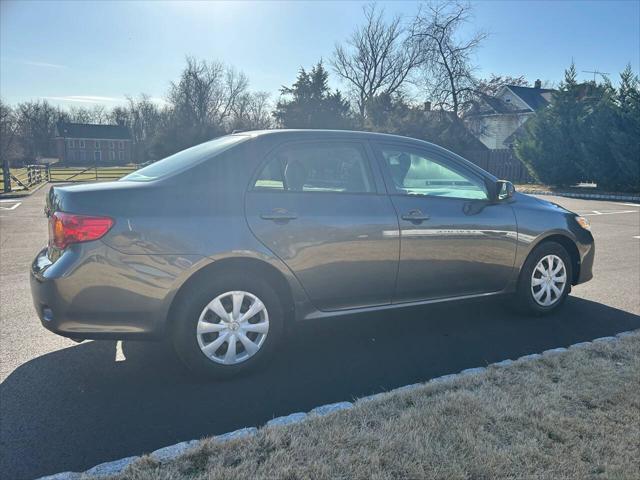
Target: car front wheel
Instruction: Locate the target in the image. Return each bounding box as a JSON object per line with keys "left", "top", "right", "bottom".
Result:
{"left": 515, "top": 241, "right": 572, "bottom": 315}
{"left": 172, "top": 273, "right": 284, "bottom": 379}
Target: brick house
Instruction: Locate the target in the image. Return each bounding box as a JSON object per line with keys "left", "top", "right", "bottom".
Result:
{"left": 54, "top": 121, "right": 133, "bottom": 164}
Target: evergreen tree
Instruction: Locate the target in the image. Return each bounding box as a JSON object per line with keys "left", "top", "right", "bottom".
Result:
{"left": 274, "top": 62, "right": 353, "bottom": 129}
{"left": 516, "top": 64, "right": 588, "bottom": 187}
{"left": 580, "top": 78, "right": 619, "bottom": 189}
{"left": 609, "top": 65, "right": 640, "bottom": 190}
{"left": 517, "top": 63, "right": 639, "bottom": 191}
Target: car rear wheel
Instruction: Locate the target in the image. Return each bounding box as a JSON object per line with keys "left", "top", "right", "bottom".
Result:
{"left": 172, "top": 273, "right": 284, "bottom": 379}
{"left": 515, "top": 241, "right": 572, "bottom": 316}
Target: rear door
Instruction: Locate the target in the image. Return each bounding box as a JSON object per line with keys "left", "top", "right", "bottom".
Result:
{"left": 371, "top": 142, "right": 518, "bottom": 303}
{"left": 245, "top": 139, "right": 399, "bottom": 311}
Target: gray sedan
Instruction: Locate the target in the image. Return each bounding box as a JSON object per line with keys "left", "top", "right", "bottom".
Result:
{"left": 30, "top": 130, "right": 594, "bottom": 378}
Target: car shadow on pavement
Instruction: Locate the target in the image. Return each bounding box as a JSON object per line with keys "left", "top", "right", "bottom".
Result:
{"left": 2, "top": 296, "right": 640, "bottom": 480}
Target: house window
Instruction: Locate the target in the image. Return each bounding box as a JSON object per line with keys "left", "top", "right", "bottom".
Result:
{"left": 119, "top": 141, "right": 124, "bottom": 150}
{"left": 68, "top": 139, "right": 75, "bottom": 148}
{"left": 94, "top": 151, "right": 101, "bottom": 162}
{"left": 79, "top": 140, "right": 85, "bottom": 148}
{"left": 79, "top": 150, "right": 86, "bottom": 162}
{"left": 118, "top": 150, "right": 125, "bottom": 162}
{"left": 110, "top": 141, "right": 115, "bottom": 150}
{"left": 110, "top": 150, "right": 116, "bottom": 161}
{"left": 95, "top": 140, "right": 101, "bottom": 149}
{"left": 68, "top": 150, "right": 76, "bottom": 162}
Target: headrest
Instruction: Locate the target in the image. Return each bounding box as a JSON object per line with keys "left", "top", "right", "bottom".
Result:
{"left": 284, "top": 160, "right": 308, "bottom": 191}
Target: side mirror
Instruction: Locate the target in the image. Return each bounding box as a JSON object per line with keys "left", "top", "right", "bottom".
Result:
{"left": 496, "top": 180, "right": 515, "bottom": 201}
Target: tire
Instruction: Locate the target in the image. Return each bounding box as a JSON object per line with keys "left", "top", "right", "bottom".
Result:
{"left": 514, "top": 241, "right": 573, "bottom": 316}
{"left": 171, "top": 272, "right": 284, "bottom": 379}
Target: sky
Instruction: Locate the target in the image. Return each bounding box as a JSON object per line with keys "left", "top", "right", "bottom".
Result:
{"left": 1, "top": 0, "right": 639, "bottom": 109}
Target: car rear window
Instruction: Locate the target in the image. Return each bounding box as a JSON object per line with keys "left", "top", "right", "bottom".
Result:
{"left": 121, "top": 135, "right": 248, "bottom": 182}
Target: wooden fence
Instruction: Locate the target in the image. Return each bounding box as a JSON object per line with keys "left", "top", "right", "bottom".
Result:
{"left": 463, "top": 149, "right": 534, "bottom": 184}
{"left": 1, "top": 164, "right": 140, "bottom": 193}
{"left": 48, "top": 165, "right": 139, "bottom": 183}
{"left": 1, "top": 165, "right": 48, "bottom": 193}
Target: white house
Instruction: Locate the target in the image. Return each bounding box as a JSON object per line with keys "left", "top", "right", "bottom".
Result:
{"left": 465, "top": 80, "right": 554, "bottom": 150}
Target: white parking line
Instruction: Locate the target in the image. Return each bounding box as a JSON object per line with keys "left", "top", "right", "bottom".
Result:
{"left": 634, "top": 236, "right": 640, "bottom": 240}
{"left": 0, "top": 202, "right": 21, "bottom": 211}
{"left": 115, "top": 340, "right": 126, "bottom": 362}
{"left": 619, "top": 203, "right": 640, "bottom": 207}
{"left": 580, "top": 210, "right": 638, "bottom": 216}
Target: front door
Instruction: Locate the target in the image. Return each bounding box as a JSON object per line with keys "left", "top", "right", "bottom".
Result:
{"left": 245, "top": 140, "right": 399, "bottom": 311}
{"left": 372, "top": 142, "right": 518, "bottom": 303}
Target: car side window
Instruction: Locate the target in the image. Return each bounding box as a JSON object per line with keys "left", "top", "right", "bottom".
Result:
{"left": 253, "top": 158, "right": 285, "bottom": 190}
{"left": 380, "top": 147, "right": 488, "bottom": 200}
{"left": 254, "top": 142, "right": 374, "bottom": 193}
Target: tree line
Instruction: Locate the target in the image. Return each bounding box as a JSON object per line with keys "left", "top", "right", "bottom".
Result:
{"left": 1, "top": 2, "right": 638, "bottom": 191}
{"left": 516, "top": 64, "right": 639, "bottom": 192}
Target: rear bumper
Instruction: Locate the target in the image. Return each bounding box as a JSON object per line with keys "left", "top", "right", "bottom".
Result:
{"left": 30, "top": 245, "right": 195, "bottom": 340}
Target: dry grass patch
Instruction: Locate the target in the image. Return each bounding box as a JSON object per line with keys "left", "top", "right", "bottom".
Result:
{"left": 117, "top": 333, "right": 640, "bottom": 480}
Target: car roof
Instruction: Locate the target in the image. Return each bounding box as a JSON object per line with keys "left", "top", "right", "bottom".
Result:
{"left": 232, "top": 129, "right": 430, "bottom": 145}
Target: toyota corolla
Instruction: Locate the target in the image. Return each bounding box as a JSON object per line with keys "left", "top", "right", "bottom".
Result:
{"left": 30, "top": 130, "right": 594, "bottom": 377}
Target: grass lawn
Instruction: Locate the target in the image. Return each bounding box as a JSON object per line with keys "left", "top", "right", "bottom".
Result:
{"left": 115, "top": 332, "right": 640, "bottom": 480}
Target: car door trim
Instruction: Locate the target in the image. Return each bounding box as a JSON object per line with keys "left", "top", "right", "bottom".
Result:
{"left": 302, "top": 289, "right": 507, "bottom": 321}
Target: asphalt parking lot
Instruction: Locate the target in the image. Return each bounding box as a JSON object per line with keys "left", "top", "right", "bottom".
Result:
{"left": 1, "top": 186, "right": 639, "bottom": 479}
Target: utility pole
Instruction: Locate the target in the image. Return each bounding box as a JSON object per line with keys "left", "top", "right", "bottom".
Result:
{"left": 582, "top": 69, "right": 610, "bottom": 82}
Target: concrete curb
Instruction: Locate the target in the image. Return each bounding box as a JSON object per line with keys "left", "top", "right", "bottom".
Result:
{"left": 519, "top": 188, "right": 640, "bottom": 203}
{"left": 37, "top": 329, "right": 638, "bottom": 479}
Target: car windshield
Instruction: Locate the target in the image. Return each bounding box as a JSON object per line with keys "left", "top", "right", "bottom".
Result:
{"left": 121, "top": 135, "right": 248, "bottom": 182}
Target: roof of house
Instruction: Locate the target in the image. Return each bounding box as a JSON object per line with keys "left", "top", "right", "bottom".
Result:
{"left": 506, "top": 85, "right": 554, "bottom": 111}
{"left": 478, "top": 94, "right": 531, "bottom": 115}
{"left": 465, "top": 84, "right": 555, "bottom": 118}
{"left": 56, "top": 122, "right": 131, "bottom": 140}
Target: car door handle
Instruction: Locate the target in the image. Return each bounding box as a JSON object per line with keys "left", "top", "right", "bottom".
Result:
{"left": 260, "top": 209, "right": 298, "bottom": 222}
{"left": 401, "top": 210, "right": 430, "bottom": 222}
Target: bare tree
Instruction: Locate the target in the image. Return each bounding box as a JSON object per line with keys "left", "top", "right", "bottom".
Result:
{"left": 410, "top": 2, "right": 487, "bottom": 119}
{"left": 15, "top": 100, "right": 60, "bottom": 163}
{"left": 0, "top": 100, "right": 19, "bottom": 165}
{"left": 168, "top": 57, "right": 249, "bottom": 130}
{"left": 67, "top": 105, "right": 110, "bottom": 124}
{"left": 121, "top": 94, "right": 166, "bottom": 161}
{"left": 332, "top": 3, "right": 420, "bottom": 122}
{"left": 126, "top": 95, "right": 161, "bottom": 140}
{"left": 230, "top": 91, "right": 272, "bottom": 130}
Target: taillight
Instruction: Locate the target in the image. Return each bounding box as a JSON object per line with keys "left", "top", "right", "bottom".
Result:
{"left": 48, "top": 212, "right": 114, "bottom": 249}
